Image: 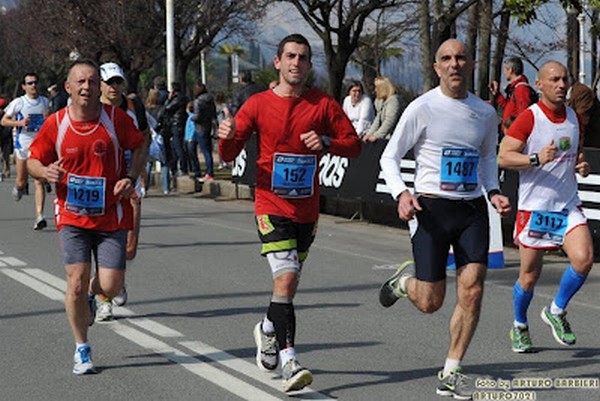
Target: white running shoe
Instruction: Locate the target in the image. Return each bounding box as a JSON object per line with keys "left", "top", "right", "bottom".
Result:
{"left": 33, "top": 215, "right": 47, "bottom": 230}
{"left": 282, "top": 359, "right": 313, "bottom": 392}
{"left": 73, "top": 345, "right": 96, "bottom": 375}
{"left": 12, "top": 186, "right": 24, "bottom": 202}
{"left": 253, "top": 321, "right": 278, "bottom": 371}
{"left": 112, "top": 285, "right": 128, "bottom": 306}
{"left": 95, "top": 298, "right": 114, "bottom": 322}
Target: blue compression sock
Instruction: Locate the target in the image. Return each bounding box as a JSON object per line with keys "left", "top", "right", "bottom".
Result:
{"left": 554, "top": 266, "right": 587, "bottom": 309}
{"left": 513, "top": 281, "right": 534, "bottom": 325}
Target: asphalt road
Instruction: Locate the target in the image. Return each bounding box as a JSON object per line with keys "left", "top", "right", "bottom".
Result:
{"left": 1, "top": 178, "right": 599, "bottom": 401}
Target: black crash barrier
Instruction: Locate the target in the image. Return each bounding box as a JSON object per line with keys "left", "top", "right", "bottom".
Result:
{"left": 231, "top": 138, "right": 600, "bottom": 259}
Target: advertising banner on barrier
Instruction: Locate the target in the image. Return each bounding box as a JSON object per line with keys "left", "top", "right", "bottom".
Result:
{"left": 229, "top": 138, "right": 600, "bottom": 260}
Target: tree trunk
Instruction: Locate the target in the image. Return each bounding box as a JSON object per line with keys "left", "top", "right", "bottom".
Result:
{"left": 419, "top": 0, "right": 434, "bottom": 91}
{"left": 177, "top": 60, "right": 190, "bottom": 94}
{"left": 592, "top": 10, "right": 598, "bottom": 89}
{"left": 465, "top": 1, "right": 479, "bottom": 92}
{"left": 477, "top": 0, "right": 492, "bottom": 99}
{"left": 567, "top": 11, "right": 578, "bottom": 82}
{"left": 327, "top": 50, "right": 351, "bottom": 102}
{"left": 361, "top": 54, "right": 378, "bottom": 98}
{"left": 491, "top": 7, "right": 511, "bottom": 108}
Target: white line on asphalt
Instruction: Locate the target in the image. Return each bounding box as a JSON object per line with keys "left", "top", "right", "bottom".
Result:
{"left": 0, "top": 268, "right": 65, "bottom": 301}
{"left": 5, "top": 264, "right": 285, "bottom": 399}
{"left": 180, "top": 340, "right": 336, "bottom": 400}
{"left": 23, "top": 268, "right": 67, "bottom": 291}
{"left": 116, "top": 308, "right": 184, "bottom": 338}
{"left": 110, "top": 323, "right": 284, "bottom": 401}
{"left": 20, "top": 268, "right": 185, "bottom": 338}
{"left": 0, "top": 256, "right": 27, "bottom": 266}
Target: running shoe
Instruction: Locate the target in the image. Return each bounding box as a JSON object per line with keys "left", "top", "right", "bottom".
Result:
{"left": 378, "top": 260, "right": 415, "bottom": 307}
{"left": 510, "top": 325, "right": 534, "bottom": 353}
{"left": 112, "top": 285, "right": 128, "bottom": 307}
{"left": 88, "top": 294, "right": 96, "bottom": 327}
{"left": 437, "top": 368, "right": 475, "bottom": 400}
{"left": 12, "top": 186, "right": 24, "bottom": 202}
{"left": 95, "top": 298, "right": 114, "bottom": 322}
{"left": 253, "top": 321, "right": 278, "bottom": 371}
{"left": 281, "top": 359, "right": 313, "bottom": 393}
{"left": 540, "top": 306, "right": 576, "bottom": 345}
{"left": 73, "top": 344, "right": 96, "bottom": 375}
{"left": 33, "top": 215, "right": 47, "bottom": 231}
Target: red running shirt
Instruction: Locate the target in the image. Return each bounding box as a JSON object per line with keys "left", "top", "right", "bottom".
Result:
{"left": 219, "top": 88, "right": 361, "bottom": 223}
{"left": 29, "top": 105, "right": 145, "bottom": 231}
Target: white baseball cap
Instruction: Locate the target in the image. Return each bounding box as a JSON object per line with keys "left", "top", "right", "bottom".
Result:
{"left": 100, "top": 62, "right": 126, "bottom": 82}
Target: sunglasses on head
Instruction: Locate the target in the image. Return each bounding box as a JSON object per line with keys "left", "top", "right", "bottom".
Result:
{"left": 25, "top": 81, "right": 38, "bottom": 86}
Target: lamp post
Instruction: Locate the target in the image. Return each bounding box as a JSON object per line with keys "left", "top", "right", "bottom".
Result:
{"left": 578, "top": 3, "right": 587, "bottom": 84}
{"left": 166, "top": 0, "right": 175, "bottom": 89}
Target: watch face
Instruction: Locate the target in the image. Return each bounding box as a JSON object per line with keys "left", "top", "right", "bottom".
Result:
{"left": 529, "top": 153, "right": 539, "bottom": 166}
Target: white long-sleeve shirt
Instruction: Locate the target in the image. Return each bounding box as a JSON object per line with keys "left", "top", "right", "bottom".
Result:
{"left": 380, "top": 87, "right": 500, "bottom": 200}
{"left": 342, "top": 94, "right": 374, "bottom": 136}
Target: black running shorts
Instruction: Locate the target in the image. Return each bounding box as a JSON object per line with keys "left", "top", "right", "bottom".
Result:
{"left": 410, "top": 196, "right": 489, "bottom": 282}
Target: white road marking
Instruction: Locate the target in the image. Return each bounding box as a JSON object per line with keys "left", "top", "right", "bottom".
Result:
{"left": 0, "top": 256, "right": 27, "bottom": 266}
{"left": 110, "top": 323, "right": 283, "bottom": 401}
{"left": 117, "top": 308, "right": 184, "bottom": 338}
{"left": 23, "top": 268, "right": 67, "bottom": 291}
{"left": 2, "top": 264, "right": 285, "bottom": 400}
{"left": 21, "top": 268, "right": 184, "bottom": 339}
{"left": 180, "top": 340, "right": 335, "bottom": 400}
{"left": 0, "top": 268, "right": 65, "bottom": 301}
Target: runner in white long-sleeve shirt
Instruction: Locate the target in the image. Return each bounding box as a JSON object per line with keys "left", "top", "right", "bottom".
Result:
{"left": 378, "top": 39, "right": 511, "bottom": 400}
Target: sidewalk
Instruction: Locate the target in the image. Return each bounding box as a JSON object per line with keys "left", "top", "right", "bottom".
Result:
{"left": 146, "top": 166, "right": 253, "bottom": 200}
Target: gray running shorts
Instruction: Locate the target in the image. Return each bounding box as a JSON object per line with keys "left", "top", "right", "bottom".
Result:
{"left": 59, "top": 225, "right": 127, "bottom": 269}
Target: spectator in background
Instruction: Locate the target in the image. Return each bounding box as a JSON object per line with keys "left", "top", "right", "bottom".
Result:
{"left": 0, "top": 95, "right": 13, "bottom": 180}
{"left": 568, "top": 82, "right": 600, "bottom": 148}
{"left": 1, "top": 72, "right": 50, "bottom": 230}
{"left": 192, "top": 82, "right": 216, "bottom": 181}
{"left": 231, "top": 71, "right": 264, "bottom": 116}
{"left": 342, "top": 80, "right": 374, "bottom": 138}
{"left": 362, "top": 76, "right": 403, "bottom": 142}
{"left": 146, "top": 88, "right": 172, "bottom": 194}
{"left": 48, "top": 83, "right": 68, "bottom": 113}
{"left": 164, "top": 81, "right": 189, "bottom": 179}
{"left": 215, "top": 92, "right": 232, "bottom": 170}
{"left": 185, "top": 101, "right": 201, "bottom": 177}
{"left": 153, "top": 76, "right": 169, "bottom": 105}
{"left": 489, "top": 56, "right": 537, "bottom": 132}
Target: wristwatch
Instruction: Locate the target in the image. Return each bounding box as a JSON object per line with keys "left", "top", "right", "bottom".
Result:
{"left": 321, "top": 136, "right": 331, "bottom": 149}
{"left": 529, "top": 153, "right": 540, "bottom": 167}
{"left": 487, "top": 189, "right": 501, "bottom": 202}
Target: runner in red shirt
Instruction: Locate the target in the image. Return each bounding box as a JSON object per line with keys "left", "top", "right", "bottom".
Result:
{"left": 219, "top": 34, "right": 361, "bottom": 392}
{"left": 27, "top": 60, "right": 145, "bottom": 375}
{"left": 498, "top": 61, "right": 593, "bottom": 354}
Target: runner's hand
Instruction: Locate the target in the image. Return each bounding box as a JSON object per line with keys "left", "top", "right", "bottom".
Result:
{"left": 576, "top": 152, "right": 590, "bottom": 177}
{"left": 490, "top": 194, "right": 511, "bottom": 217}
{"left": 300, "top": 130, "right": 323, "bottom": 151}
{"left": 45, "top": 158, "right": 66, "bottom": 183}
{"left": 539, "top": 139, "right": 557, "bottom": 164}
{"left": 114, "top": 177, "right": 136, "bottom": 198}
{"left": 397, "top": 190, "right": 422, "bottom": 222}
{"left": 218, "top": 107, "right": 235, "bottom": 140}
